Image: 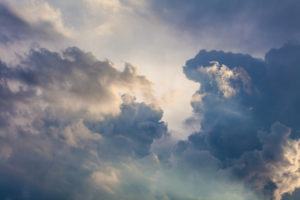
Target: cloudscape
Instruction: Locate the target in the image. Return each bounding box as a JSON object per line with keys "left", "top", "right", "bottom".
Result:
{"left": 1, "top": 1, "right": 300, "bottom": 200}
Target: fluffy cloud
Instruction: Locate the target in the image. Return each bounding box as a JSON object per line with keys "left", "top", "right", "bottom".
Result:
{"left": 232, "top": 122, "right": 300, "bottom": 200}
{"left": 7, "top": 47, "right": 155, "bottom": 118}
{"left": 88, "top": 98, "right": 166, "bottom": 158}
{"left": 181, "top": 42, "right": 300, "bottom": 199}
{"left": 0, "top": 46, "right": 167, "bottom": 199}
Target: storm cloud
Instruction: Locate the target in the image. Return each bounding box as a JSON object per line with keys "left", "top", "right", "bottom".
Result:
{"left": 181, "top": 42, "right": 300, "bottom": 200}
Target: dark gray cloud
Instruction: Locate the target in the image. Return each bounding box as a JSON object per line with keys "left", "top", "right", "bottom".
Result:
{"left": 181, "top": 42, "right": 300, "bottom": 199}
{"left": 150, "top": 0, "right": 300, "bottom": 55}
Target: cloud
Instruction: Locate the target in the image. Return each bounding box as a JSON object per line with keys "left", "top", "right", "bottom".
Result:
{"left": 34, "top": 0, "right": 201, "bottom": 139}
{"left": 92, "top": 167, "right": 120, "bottom": 194}
{"left": 1, "top": 1, "right": 300, "bottom": 199}
{"left": 150, "top": 0, "right": 300, "bottom": 55}
{"left": 0, "top": 42, "right": 260, "bottom": 200}
{"left": 87, "top": 98, "right": 167, "bottom": 158}
{"left": 232, "top": 122, "right": 300, "bottom": 200}
{"left": 0, "top": 46, "right": 167, "bottom": 199}
{"left": 0, "top": 1, "right": 73, "bottom": 44}
{"left": 180, "top": 42, "right": 300, "bottom": 199}
{"left": 8, "top": 47, "right": 156, "bottom": 119}
{"left": 0, "top": 1, "right": 75, "bottom": 65}
{"left": 195, "top": 61, "right": 244, "bottom": 98}
{"left": 60, "top": 119, "right": 102, "bottom": 148}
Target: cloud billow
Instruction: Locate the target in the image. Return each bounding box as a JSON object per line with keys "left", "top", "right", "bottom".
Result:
{"left": 0, "top": 46, "right": 167, "bottom": 199}
{"left": 181, "top": 42, "right": 300, "bottom": 200}
{"left": 86, "top": 98, "right": 167, "bottom": 158}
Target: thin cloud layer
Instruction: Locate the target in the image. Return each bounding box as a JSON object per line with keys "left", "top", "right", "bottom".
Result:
{"left": 0, "top": 1, "right": 73, "bottom": 65}
{"left": 150, "top": 0, "right": 300, "bottom": 55}
{"left": 0, "top": 3, "right": 64, "bottom": 44}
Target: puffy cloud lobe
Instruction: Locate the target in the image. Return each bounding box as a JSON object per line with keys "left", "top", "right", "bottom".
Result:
{"left": 87, "top": 97, "right": 166, "bottom": 158}
{"left": 195, "top": 61, "right": 248, "bottom": 98}
{"left": 10, "top": 47, "right": 156, "bottom": 119}
{"left": 181, "top": 42, "right": 300, "bottom": 199}
{"left": 232, "top": 123, "right": 300, "bottom": 200}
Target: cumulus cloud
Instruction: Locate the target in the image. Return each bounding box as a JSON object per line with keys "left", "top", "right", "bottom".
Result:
{"left": 88, "top": 98, "right": 166, "bottom": 158}
{"left": 9, "top": 47, "right": 156, "bottom": 118}
{"left": 0, "top": 45, "right": 168, "bottom": 199}
{"left": 181, "top": 42, "right": 300, "bottom": 199}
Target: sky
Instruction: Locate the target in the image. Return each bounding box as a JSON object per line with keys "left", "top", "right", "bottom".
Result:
{"left": 1, "top": 0, "right": 300, "bottom": 200}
